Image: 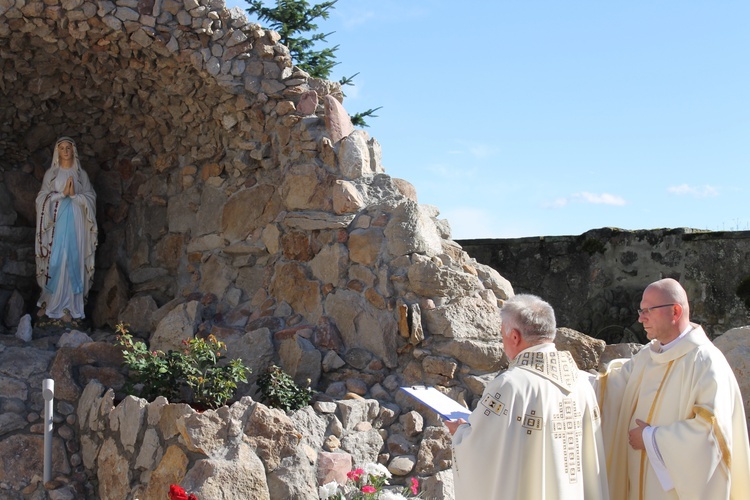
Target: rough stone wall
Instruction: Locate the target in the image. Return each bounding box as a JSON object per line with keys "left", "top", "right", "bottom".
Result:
{"left": 459, "top": 227, "right": 750, "bottom": 343}
{"left": 75, "top": 380, "right": 456, "bottom": 500}
{"left": 0, "top": 3, "right": 518, "bottom": 496}
{"left": 1, "top": 0, "right": 512, "bottom": 374}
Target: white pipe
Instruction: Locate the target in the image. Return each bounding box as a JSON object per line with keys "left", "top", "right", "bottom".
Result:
{"left": 43, "top": 378, "right": 54, "bottom": 483}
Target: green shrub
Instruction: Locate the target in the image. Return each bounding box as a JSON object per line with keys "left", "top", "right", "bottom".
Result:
{"left": 116, "top": 323, "right": 250, "bottom": 409}
{"left": 257, "top": 364, "right": 313, "bottom": 412}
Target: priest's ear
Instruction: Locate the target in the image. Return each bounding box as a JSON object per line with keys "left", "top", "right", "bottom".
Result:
{"left": 506, "top": 328, "right": 522, "bottom": 346}
{"left": 502, "top": 327, "right": 524, "bottom": 359}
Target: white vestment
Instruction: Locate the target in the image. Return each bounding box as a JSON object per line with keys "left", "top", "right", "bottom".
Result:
{"left": 598, "top": 325, "right": 750, "bottom": 500}
{"left": 35, "top": 149, "right": 97, "bottom": 319}
{"left": 452, "top": 344, "right": 609, "bottom": 500}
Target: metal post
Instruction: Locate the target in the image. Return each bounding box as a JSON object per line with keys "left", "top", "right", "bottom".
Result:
{"left": 43, "top": 378, "right": 54, "bottom": 484}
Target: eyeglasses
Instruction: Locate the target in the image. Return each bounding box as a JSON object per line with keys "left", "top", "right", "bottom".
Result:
{"left": 637, "top": 304, "right": 675, "bottom": 315}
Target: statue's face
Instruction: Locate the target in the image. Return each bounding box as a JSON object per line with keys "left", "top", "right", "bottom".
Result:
{"left": 57, "top": 141, "right": 74, "bottom": 163}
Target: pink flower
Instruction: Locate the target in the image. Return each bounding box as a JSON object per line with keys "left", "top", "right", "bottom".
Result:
{"left": 361, "top": 485, "right": 377, "bottom": 494}
{"left": 347, "top": 468, "right": 364, "bottom": 482}
{"left": 410, "top": 477, "right": 419, "bottom": 495}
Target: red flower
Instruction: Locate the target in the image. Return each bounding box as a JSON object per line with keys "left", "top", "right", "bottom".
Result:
{"left": 168, "top": 484, "right": 188, "bottom": 500}
{"left": 347, "top": 468, "right": 364, "bottom": 482}
{"left": 361, "top": 485, "right": 377, "bottom": 494}
{"left": 410, "top": 477, "right": 419, "bottom": 495}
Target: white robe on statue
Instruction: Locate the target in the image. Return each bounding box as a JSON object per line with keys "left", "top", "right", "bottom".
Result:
{"left": 35, "top": 139, "right": 97, "bottom": 320}
{"left": 452, "top": 343, "right": 609, "bottom": 500}
{"left": 597, "top": 325, "right": 750, "bottom": 500}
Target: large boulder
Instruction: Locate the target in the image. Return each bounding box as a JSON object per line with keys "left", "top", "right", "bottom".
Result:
{"left": 554, "top": 327, "right": 606, "bottom": 371}
{"left": 714, "top": 326, "right": 750, "bottom": 423}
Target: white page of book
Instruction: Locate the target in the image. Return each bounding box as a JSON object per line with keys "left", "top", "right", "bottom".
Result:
{"left": 400, "top": 385, "right": 471, "bottom": 421}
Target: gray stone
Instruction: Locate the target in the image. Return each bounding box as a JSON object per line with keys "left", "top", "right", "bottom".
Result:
{"left": 339, "top": 428, "right": 383, "bottom": 468}
{"left": 400, "top": 410, "right": 424, "bottom": 437}
{"left": 309, "top": 243, "right": 348, "bottom": 285}
{"left": 290, "top": 405, "right": 327, "bottom": 451}
{"left": 384, "top": 201, "right": 443, "bottom": 258}
{"left": 14, "top": 314, "right": 32, "bottom": 342}
{"left": 109, "top": 395, "right": 147, "bottom": 453}
{"left": 0, "top": 435, "right": 70, "bottom": 489}
{"left": 118, "top": 294, "right": 159, "bottom": 334}
{"left": 135, "top": 428, "right": 161, "bottom": 470}
{"left": 3, "top": 290, "right": 24, "bottom": 327}
{"left": 407, "top": 260, "right": 480, "bottom": 299}
{"left": 177, "top": 406, "right": 235, "bottom": 457}
{"left": 57, "top": 329, "right": 94, "bottom": 348}
{"left": 224, "top": 328, "right": 274, "bottom": 397}
{"left": 150, "top": 300, "right": 202, "bottom": 352}
{"left": 415, "top": 426, "right": 452, "bottom": 475}
{"left": 419, "top": 469, "right": 455, "bottom": 500}
{"left": 599, "top": 342, "right": 644, "bottom": 367}
{"left": 0, "top": 374, "right": 27, "bottom": 400}
{"left": 324, "top": 289, "right": 398, "bottom": 368}
{"left": 322, "top": 349, "right": 346, "bottom": 372}
{"left": 432, "top": 338, "right": 507, "bottom": 373}
{"left": 387, "top": 454, "right": 416, "bottom": 476}
{"left": 278, "top": 334, "right": 322, "bottom": 388}
{"left": 337, "top": 129, "right": 369, "bottom": 178}
{"left": 423, "top": 296, "right": 502, "bottom": 340}
{"left": 195, "top": 185, "right": 228, "bottom": 237}
{"left": 554, "top": 327, "right": 606, "bottom": 371}
{"left": 266, "top": 449, "right": 318, "bottom": 499}
{"left": 0, "top": 412, "right": 26, "bottom": 436}
{"left": 0, "top": 346, "right": 55, "bottom": 380}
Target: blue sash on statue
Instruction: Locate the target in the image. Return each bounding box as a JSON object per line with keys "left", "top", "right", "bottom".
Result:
{"left": 46, "top": 197, "right": 83, "bottom": 295}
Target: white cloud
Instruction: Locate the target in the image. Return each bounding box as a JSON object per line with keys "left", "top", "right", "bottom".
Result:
{"left": 572, "top": 192, "right": 627, "bottom": 206}
{"left": 543, "top": 197, "right": 569, "bottom": 208}
{"left": 667, "top": 184, "right": 718, "bottom": 198}
{"left": 544, "top": 192, "right": 626, "bottom": 208}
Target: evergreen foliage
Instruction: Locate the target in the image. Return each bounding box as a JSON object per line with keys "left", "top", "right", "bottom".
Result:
{"left": 245, "top": 0, "right": 381, "bottom": 126}
{"left": 245, "top": 0, "right": 339, "bottom": 79}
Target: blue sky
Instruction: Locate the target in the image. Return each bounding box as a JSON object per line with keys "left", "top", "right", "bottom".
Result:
{"left": 228, "top": 1, "right": 750, "bottom": 239}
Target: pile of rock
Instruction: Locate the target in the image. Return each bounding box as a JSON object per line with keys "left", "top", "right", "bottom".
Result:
{"left": 76, "top": 380, "right": 455, "bottom": 499}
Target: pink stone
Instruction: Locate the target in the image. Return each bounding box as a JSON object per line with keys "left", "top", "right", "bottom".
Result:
{"left": 317, "top": 451, "right": 352, "bottom": 487}
{"left": 323, "top": 95, "right": 354, "bottom": 143}
{"left": 297, "top": 90, "right": 318, "bottom": 115}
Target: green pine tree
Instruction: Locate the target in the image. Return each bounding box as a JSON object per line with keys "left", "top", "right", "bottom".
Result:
{"left": 245, "top": 0, "right": 381, "bottom": 126}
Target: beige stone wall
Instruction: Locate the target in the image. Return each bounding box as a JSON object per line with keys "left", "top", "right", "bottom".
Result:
{"left": 0, "top": 0, "right": 514, "bottom": 401}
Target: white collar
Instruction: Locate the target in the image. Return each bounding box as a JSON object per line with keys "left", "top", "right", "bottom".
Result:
{"left": 659, "top": 324, "right": 693, "bottom": 353}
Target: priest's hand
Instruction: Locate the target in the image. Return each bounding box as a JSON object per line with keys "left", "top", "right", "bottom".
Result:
{"left": 445, "top": 418, "right": 468, "bottom": 435}
{"left": 628, "top": 419, "right": 648, "bottom": 450}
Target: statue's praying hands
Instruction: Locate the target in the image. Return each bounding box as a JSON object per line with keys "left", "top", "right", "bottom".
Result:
{"left": 63, "top": 176, "right": 75, "bottom": 197}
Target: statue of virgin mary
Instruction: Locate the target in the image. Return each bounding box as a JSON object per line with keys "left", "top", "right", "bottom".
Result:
{"left": 35, "top": 137, "right": 98, "bottom": 322}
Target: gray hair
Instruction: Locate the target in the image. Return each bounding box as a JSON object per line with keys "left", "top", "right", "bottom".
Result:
{"left": 500, "top": 294, "right": 556, "bottom": 343}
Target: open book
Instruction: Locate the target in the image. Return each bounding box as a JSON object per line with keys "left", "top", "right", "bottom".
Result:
{"left": 400, "top": 385, "right": 471, "bottom": 421}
